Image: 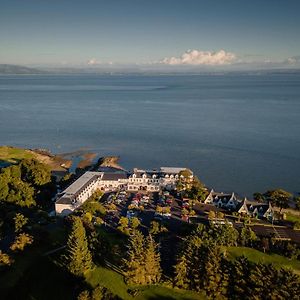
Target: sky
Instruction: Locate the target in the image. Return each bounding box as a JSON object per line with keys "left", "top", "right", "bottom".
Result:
{"left": 0, "top": 0, "right": 300, "bottom": 69}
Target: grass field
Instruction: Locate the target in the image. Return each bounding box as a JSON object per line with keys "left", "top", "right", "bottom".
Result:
{"left": 0, "top": 145, "right": 35, "bottom": 164}
{"left": 227, "top": 246, "right": 300, "bottom": 275}
{"left": 285, "top": 213, "right": 300, "bottom": 224}
{"left": 86, "top": 266, "right": 205, "bottom": 300}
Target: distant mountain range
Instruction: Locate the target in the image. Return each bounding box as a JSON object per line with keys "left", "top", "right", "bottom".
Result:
{"left": 0, "top": 64, "right": 45, "bottom": 74}
{"left": 0, "top": 63, "right": 300, "bottom": 75}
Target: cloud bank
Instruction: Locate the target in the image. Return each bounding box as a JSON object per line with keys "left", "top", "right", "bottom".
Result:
{"left": 87, "top": 58, "right": 101, "bottom": 65}
{"left": 161, "top": 49, "right": 236, "bottom": 66}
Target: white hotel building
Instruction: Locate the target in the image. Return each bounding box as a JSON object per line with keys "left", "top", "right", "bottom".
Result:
{"left": 55, "top": 167, "right": 192, "bottom": 216}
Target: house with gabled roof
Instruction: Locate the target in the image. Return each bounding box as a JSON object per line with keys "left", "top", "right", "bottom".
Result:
{"left": 204, "top": 189, "right": 239, "bottom": 210}
{"left": 237, "top": 199, "right": 274, "bottom": 221}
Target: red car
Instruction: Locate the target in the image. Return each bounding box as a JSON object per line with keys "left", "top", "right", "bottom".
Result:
{"left": 182, "top": 202, "right": 189, "bottom": 208}
{"left": 166, "top": 198, "right": 173, "bottom": 204}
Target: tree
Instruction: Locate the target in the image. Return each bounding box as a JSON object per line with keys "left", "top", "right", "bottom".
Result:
{"left": 200, "top": 244, "right": 228, "bottom": 299}
{"left": 123, "top": 230, "right": 146, "bottom": 284}
{"left": 156, "top": 206, "right": 163, "bottom": 214}
{"left": 130, "top": 217, "right": 140, "bottom": 229}
{"left": 123, "top": 231, "right": 161, "bottom": 286}
{"left": 149, "top": 221, "right": 160, "bottom": 235}
{"left": 174, "top": 255, "right": 189, "bottom": 289}
{"left": 14, "top": 213, "right": 28, "bottom": 233}
{"left": 62, "top": 216, "right": 93, "bottom": 277}
{"left": 264, "top": 189, "right": 292, "bottom": 212}
{"left": 294, "top": 195, "right": 300, "bottom": 210}
{"left": 144, "top": 235, "right": 161, "bottom": 284}
{"left": 0, "top": 251, "right": 13, "bottom": 266}
{"left": 77, "top": 290, "right": 90, "bottom": 300}
{"left": 208, "top": 210, "right": 216, "bottom": 220}
{"left": 20, "top": 159, "right": 51, "bottom": 186}
{"left": 253, "top": 192, "right": 265, "bottom": 202}
{"left": 216, "top": 211, "right": 224, "bottom": 219}
{"left": 240, "top": 225, "right": 257, "bottom": 247}
{"left": 10, "top": 233, "right": 33, "bottom": 251}
{"left": 227, "top": 256, "right": 252, "bottom": 299}
{"left": 117, "top": 217, "right": 130, "bottom": 235}
{"left": 149, "top": 221, "right": 167, "bottom": 236}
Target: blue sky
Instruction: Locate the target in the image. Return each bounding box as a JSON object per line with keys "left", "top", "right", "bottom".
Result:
{"left": 1, "top": 0, "right": 300, "bottom": 68}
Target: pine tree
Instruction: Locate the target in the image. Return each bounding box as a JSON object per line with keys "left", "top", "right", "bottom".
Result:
{"left": 200, "top": 244, "right": 227, "bottom": 299}
{"left": 123, "top": 230, "right": 146, "bottom": 284}
{"left": 227, "top": 256, "right": 252, "bottom": 299}
{"left": 144, "top": 235, "right": 161, "bottom": 284}
{"left": 62, "top": 216, "right": 93, "bottom": 277}
{"left": 174, "top": 254, "right": 189, "bottom": 289}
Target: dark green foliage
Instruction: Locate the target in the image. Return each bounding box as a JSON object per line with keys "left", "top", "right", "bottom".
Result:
{"left": 294, "top": 195, "right": 300, "bottom": 210}
{"left": 77, "top": 285, "right": 119, "bottom": 300}
{"left": 0, "top": 159, "right": 52, "bottom": 207}
{"left": 144, "top": 235, "right": 161, "bottom": 284}
{"left": 227, "top": 256, "right": 252, "bottom": 299}
{"left": 123, "top": 231, "right": 161, "bottom": 285}
{"left": 264, "top": 189, "right": 292, "bottom": 212}
{"left": 20, "top": 159, "right": 51, "bottom": 187}
{"left": 195, "top": 223, "right": 239, "bottom": 246}
{"left": 174, "top": 231, "right": 228, "bottom": 298}
{"left": 240, "top": 225, "right": 257, "bottom": 247}
{"left": 185, "top": 176, "right": 208, "bottom": 201}
{"left": 123, "top": 230, "right": 145, "bottom": 284}
{"left": 62, "top": 216, "right": 93, "bottom": 277}
{"left": 14, "top": 212, "right": 28, "bottom": 233}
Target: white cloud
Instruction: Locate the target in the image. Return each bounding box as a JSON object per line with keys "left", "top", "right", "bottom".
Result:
{"left": 286, "top": 56, "right": 300, "bottom": 65}
{"left": 87, "top": 58, "right": 101, "bottom": 65}
{"left": 161, "top": 49, "right": 236, "bottom": 66}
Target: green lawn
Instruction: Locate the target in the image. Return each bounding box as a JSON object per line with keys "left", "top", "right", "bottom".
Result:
{"left": 0, "top": 145, "right": 35, "bottom": 164}
{"left": 86, "top": 266, "right": 205, "bottom": 300}
{"left": 285, "top": 213, "right": 300, "bottom": 224}
{"left": 226, "top": 246, "right": 300, "bottom": 275}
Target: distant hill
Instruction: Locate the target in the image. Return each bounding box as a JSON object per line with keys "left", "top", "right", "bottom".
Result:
{"left": 0, "top": 64, "right": 45, "bottom": 74}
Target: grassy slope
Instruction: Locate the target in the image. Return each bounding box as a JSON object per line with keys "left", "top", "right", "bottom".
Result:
{"left": 227, "top": 246, "right": 300, "bottom": 275}
{"left": 0, "top": 145, "right": 70, "bottom": 171}
{"left": 86, "top": 266, "right": 205, "bottom": 300}
{"left": 285, "top": 213, "right": 300, "bottom": 223}
{"left": 0, "top": 146, "right": 35, "bottom": 164}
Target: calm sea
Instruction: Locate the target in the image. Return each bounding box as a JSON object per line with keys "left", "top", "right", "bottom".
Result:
{"left": 0, "top": 73, "right": 300, "bottom": 196}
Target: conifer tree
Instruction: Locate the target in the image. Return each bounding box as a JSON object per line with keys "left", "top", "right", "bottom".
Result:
{"left": 123, "top": 230, "right": 146, "bottom": 284}
{"left": 227, "top": 256, "right": 252, "bottom": 299}
{"left": 200, "top": 244, "right": 227, "bottom": 299}
{"left": 63, "top": 216, "right": 93, "bottom": 277}
{"left": 174, "top": 254, "right": 189, "bottom": 289}
{"left": 144, "top": 235, "right": 161, "bottom": 284}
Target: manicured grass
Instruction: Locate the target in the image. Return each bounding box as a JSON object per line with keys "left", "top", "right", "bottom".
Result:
{"left": 285, "top": 213, "right": 300, "bottom": 224}
{"left": 2, "top": 256, "right": 78, "bottom": 300}
{"left": 136, "top": 285, "right": 206, "bottom": 300}
{"left": 86, "top": 266, "right": 205, "bottom": 300}
{"left": 226, "top": 246, "right": 300, "bottom": 275}
{"left": 0, "top": 145, "right": 35, "bottom": 164}
{"left": 86, "top": 266, "right": 131, "bottom": 299}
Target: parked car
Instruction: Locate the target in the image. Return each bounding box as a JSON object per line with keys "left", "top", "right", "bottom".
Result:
{"left": 182, "top": 202, "right": 190, "bottom": 208}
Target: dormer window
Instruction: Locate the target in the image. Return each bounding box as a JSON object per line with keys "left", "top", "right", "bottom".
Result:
{"left": 142, "top": 174, "right": 147, "bottom": 178}
{"left": 133, "top": 174, "right": 136, "bottom": 178}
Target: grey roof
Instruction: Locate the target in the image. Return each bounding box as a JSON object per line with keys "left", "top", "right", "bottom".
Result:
{"left": 56, "top": 196, "right": 73, "bottom": 205}
{"left": 101, "top": 173, "right": 128, "bottom": 181}
{"left": 63, "top": 172, "right": 102, "bottom": 195}
{"left": 56, "top": 171, "right": 103, "bottom": 205}
{"left": 160, "top": 167, "right": 188, "bottom": 174}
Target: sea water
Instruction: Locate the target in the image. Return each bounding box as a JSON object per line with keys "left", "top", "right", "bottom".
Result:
{"left": 0, "top": 73, "right": 299, "bottom": 196}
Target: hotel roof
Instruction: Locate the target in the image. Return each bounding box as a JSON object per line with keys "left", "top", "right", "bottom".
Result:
{"left": 63, "top": 171, "right": 102, "bottom": 196}
{"left": 160, "top": 167, "right": 188, "bottom": 174}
